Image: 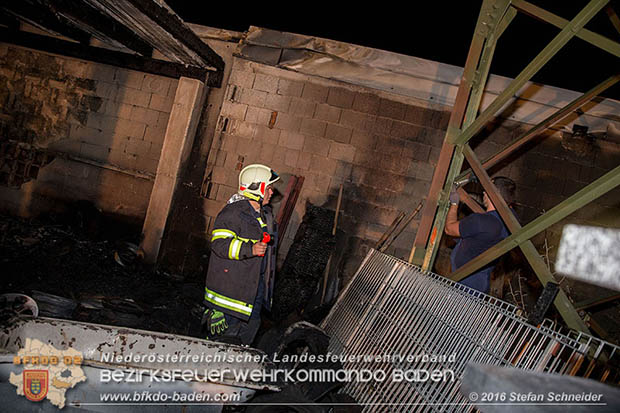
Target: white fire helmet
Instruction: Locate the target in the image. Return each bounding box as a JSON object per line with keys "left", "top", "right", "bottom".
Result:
{"left": 238, "top": 164, "right": 280, "bottom": 201}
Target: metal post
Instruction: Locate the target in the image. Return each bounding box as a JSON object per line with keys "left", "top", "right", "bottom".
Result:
{"left": 409, "top": 0, "right": 511, "bottom": 265}
{"left": 413, "top": 0, "right": 513, "bottom": 268}
{"left": 321, "top": 249, "right": 620, "bottom": 412}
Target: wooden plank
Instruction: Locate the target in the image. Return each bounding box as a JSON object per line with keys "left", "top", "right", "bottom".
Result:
{"left": 381, "top": 201, "right": 423, "bottom": 253}
{"left": 376, "top": 212, "right": 405, "bottom": 251}
{"left": 457, "top": 187, "right": 485, "bottom": 213}
{"left": 455, "top": 145, "right": 594, "bottom": 332}
{"left": 409, "top": 0, "right": 503, "bottom": 264}
{"left": 275, "top": 175, "right": 304, "bottom": 242}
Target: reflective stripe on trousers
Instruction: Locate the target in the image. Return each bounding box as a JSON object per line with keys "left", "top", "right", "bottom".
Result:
{"left": 204, "top": 288, "right": 253, "bottom": 317}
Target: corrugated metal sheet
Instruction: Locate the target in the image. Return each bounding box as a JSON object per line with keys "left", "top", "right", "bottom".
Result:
{"left": 236, "top": 26, "right": 620, "bottom": 135}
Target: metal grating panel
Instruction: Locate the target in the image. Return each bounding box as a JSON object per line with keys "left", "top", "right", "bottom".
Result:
{"left": 321, "top": 249, "right": 620, "bottom": 412}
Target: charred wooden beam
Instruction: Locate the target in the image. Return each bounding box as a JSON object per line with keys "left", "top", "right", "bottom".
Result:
{"left": 124, "top": 0, "right": 224, "bottom": 71}
{"left": 0, "top": 27, "right": 210, "bottom": 81}
{"left": 0, "top": 10, "right": 20, "bottom": 31}
{"left": 47, "top": 0, "right": 154, "bottom": 56}
{"left": 1, "top": 1, "right": 91, "bottom": 44}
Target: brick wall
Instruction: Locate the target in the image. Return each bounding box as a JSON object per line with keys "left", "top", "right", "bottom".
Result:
{"left": 0, "top": 44, "right": 177, "bottom": 220}
{"left": 202, "top": 58, "right": 450, "bottom": 280}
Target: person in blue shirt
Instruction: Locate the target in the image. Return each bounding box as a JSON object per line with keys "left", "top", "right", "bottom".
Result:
{"left": 444, "top": 176, "right": 515, "bottom": 294}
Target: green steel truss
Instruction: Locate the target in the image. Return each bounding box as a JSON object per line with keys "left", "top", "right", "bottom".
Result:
{"left": 412, "top": 0, "right": 620, "bottom": 332}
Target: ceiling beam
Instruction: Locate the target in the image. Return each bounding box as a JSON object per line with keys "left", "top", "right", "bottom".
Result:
{"left": 123, "top": 0, "right": 224, "bottom": 71}
{"left": 0, "top": 27, "right": 209, "bottom": 81}
{"left": 1, "top": 1, "right": 91, "bottom": 44}
{"left": 46, "top": 0, "right": 154, "bottom": 56}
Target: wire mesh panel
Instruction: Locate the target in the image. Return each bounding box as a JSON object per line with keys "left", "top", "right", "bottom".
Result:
{"left": 320, "top": 249, "right": 620, "bottom": 412}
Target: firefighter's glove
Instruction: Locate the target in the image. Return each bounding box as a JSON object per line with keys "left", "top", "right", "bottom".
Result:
{"left": 207, "top": 309, "right": 228, "bottom": 336}
{"left": 449, "top": 188, "right": 460, "bottom": 205}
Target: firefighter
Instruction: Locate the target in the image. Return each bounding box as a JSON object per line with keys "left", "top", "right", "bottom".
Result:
{"left": 202, "top": 164, "right": 279, "bottom": 345}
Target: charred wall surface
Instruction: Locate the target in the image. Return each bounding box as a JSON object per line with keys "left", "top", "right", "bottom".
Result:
{"left": 0, "top": 43, "right": 177, "bottom": 220}
{"left": 198, "top": 57, "right": 450, "bottom": 282}
{"left": 192, "top": 56, "right": 620, "bottom": 287}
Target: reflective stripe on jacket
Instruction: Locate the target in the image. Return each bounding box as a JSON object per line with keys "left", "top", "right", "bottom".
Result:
{"left": 204, "top": 199, "right": 277, "bottom": 321}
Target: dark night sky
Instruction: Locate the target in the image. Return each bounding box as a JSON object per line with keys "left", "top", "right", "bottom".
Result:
{"left": 166, "top": 1, "right": 619, "bottom": 100}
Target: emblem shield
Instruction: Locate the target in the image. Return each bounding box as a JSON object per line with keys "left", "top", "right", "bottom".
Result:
{"left": 23, "top": 370, "right": 48, "bottom": 402}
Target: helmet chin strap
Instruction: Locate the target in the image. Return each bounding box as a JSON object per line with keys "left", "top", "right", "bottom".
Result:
{"left": 241, "top": 190, "right": 263, "bottom": 204}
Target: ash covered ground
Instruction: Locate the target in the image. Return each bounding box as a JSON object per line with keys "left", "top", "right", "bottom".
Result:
{"left": 0, "top": 209, "right": 205, "bottom": 336}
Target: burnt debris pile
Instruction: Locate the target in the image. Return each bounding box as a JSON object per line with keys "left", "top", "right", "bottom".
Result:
{"left": 270, "top": 205, "right": 336, "bottom": 322}
{"left": 0, "top": 211, "right": 203, "bottom": 336}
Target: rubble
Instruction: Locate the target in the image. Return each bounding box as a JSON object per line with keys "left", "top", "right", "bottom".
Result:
{"left": 0, "top": 212, "right": 204, "bottom": 336}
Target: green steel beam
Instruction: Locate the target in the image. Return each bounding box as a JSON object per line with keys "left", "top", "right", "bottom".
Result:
{"left": 465, "top": 6, "right": 517, "bottom": 125}
{"left": 451, "top": 0, "right": 609, "bottom": 146}
{"left": 420, "top": 0, "right": 512, "bottom": 270}
{"left": 454, "top": 74, "right": 620, "bottom": 183}
{"left": 449, "top": 163, "right": 620, "bottom": 283}
{"left": 409, "top": 0, "right": 509, "bottom": 265}
{"left": 513, "top": 0, "right": 620, "bottom": 57}
{"left": 422, "top": 145, "right": 465, "bottom": 269}
{"left": 460, "top": 145, "right": 589, "bottom": 332}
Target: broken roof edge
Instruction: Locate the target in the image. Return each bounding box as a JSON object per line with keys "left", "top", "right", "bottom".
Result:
{"left": 235, "top": 26, "right": 619, "bottom": 136}
{"left": 186, "top": 23, "right": 244, "bottom": 44}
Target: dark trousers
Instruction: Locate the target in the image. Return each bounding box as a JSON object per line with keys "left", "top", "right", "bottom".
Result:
{"left": 221, "top": 275, "right": 264, "bottom": 345}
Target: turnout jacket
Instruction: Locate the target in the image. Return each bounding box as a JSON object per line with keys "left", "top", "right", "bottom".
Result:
{"left": 204, "top": 198, "right": 277, "bottom": 321}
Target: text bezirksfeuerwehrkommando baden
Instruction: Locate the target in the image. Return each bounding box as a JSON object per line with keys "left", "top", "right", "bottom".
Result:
{"left": 98, "top": 352, "right": 457, "bottom": 384}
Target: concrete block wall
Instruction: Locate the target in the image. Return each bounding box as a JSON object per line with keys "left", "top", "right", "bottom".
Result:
{"left": 204, "top": 57, "right": 450, "bottom": 279}
{"left": 200, "top": 57, "right": 619, "bottom": 286}
{"left": 2, "top": 37, "right": 615, "bottom": 291}
{"left": 0, "top": 44, "right": 177, "bottom": 220}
